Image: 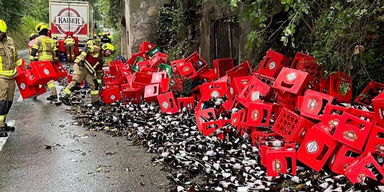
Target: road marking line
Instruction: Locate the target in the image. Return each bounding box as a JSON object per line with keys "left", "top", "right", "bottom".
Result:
{"left": 0, "top": 136, "right": 8, "bottom": 151}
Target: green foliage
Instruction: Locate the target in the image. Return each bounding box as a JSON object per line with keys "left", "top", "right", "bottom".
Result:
{"left": 156, "top": 0, "right": 202, "bottom": 60}
{"left": 27, "top": 0, "right": 49, "bottom": 23}
{"left": 0, "top": 0, "right": 29, "bottom": 28}
{"left": 223, "top": 0, "right": 384, "bottom": 95}
{"left": 8, "top": 16, "right": 43, "bottom": 50}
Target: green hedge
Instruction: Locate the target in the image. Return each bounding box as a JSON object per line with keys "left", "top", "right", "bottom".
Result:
{"left": 7, "top": 16, "right": 42, "bottom": 50}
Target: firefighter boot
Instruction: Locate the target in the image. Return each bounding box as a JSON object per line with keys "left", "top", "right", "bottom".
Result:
{"left": 4, "top": 101, "right": 15, "bottom": 131}
{"left": 0, "top": 128, "right": 7, "bottom": 137}
{"left": 47, "top": 95, "right": 58, "bottom": 101}
{"left": 92, "top": 100, "right": 105, "bottom": 108}
{"left": 0, "top": 100, "right": 9, "bottom": 137}
{"left": 59, "top": 97, "right": 71, "bottom": 106}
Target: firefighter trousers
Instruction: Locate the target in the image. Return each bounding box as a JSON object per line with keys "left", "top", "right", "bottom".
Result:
{"left": 66, "top": 45, "right": 75, "bottom": 62}
{"left": 0, "top": 78, "right": 15, "bottom": 127}
{"left": 63, "top": 64, "right": 99, "bottom": 102}
{"left": 47, "top": 80, "right": 57, "bottom": 96}
{"left": 96, "top": 70, "right": 103, "bottom": 90}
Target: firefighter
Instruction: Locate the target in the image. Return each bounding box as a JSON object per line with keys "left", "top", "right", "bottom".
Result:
{"left": 64, "top": 35, "right": 75, "bottom": 63}
{"left": 100, "top": 32, "right": 111, "bottom": 45}
{"left": 85, "top": 36, "right": 94, "bottom": 48}
{"left": 60, "top": 43, "right": 115, "bottom": 107}
{"left": 52, "top": 35, "right": 59, "bottom": 49}
{"left": 28, "top": 33, "right": 38, "bottom": 54}
{"left": 107, "top": 32, "right": 113, "bottom": 42}
{"left": 0, "top": 19, "right": 23, "bottom": 137}
{"left": 29, "top": 23, "right": 59, "bottom": 101}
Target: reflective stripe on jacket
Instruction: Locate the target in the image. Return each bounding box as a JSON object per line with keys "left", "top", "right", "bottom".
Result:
{"left": 0, "top": 36, "right": 22, "bottom": 78}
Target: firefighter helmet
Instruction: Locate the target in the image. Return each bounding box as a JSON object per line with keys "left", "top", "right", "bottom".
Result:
{"left": 35, "top": 23, "right": 48, "bottom": 32}
{"left": 0, "top": 20, "right": 7, "bottom": 33}
{"left": 102, "top": 43, "right": 115, "bottom": 52}
{"left": 30, "top": 33, "right": 37, "bottom": 38}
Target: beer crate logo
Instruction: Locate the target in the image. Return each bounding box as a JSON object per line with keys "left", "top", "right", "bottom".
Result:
{"left": 53, "top": 8, "right": 85, "bottom": 34}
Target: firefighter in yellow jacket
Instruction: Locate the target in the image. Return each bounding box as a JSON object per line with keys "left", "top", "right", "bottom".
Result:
{"left": 29, "top": 23, "right": 59, "bottom": 101}
{"left": 0, "top": 20, "right": 23, "bottom": 137}
{"left": 60, "top": 43, "right": 115, "bottom": 107}
{"left": 64, "top": 35, "right": 75, "bottom": 62}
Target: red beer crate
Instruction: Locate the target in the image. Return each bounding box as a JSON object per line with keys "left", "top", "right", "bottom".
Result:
{"left": 329, "top": 72, "right": 352, "bottom": 103}
{"left": 347, "top": 107, "right": 377, "bottom": 125}
{"left": 300, "top": 90, "right": 334, "bottom": 121}
{"left": 121, "top": 64, "right": 133, "bottom": 76}
{"left": 253, "top": 73, "right": 275, "bottom": 87}
{"left": 226, "top": 61, "right": 252, "bottom": 80}
{"left": 345, "top": 152, "right": 384, "bottom": 184}
{"left": 321, "top": 104, "right": 349, "bottom": 131}
{"left": 139, "top": 41, "right": 156, "bottom": 52}
{"left": 328, "top": 144, "right": 362, "bottom": 175}
{"left": 15, "top": 67, "right": 46, "bottom": 99}
{"left": 108, "top": 60, "right": 124, "bottom": 76}
{"left": 137, "top": 60, "right": 152, "bottom": 72}
{"left": 176, "top": 61, "right": 197, "bottom": 79}
{"left": 297, "top": 123, "right": 338, "bottom": 172}
{"left": 290, "top": 52, "right": 323, "bottom": 82}
{"left": 276, "top": 90, "right": 298, "bottom": 111}
{"left": 273, "top": 67, "right": 312, "bottom": 95}
{"left": 245, "top": 102, "right": 273, "bottom": 128}
{"left": 373, "top": 92, "right": 384, "bottom": 127}
{"left": 365, "top": 125, "right": 384, "bottom": 154}
{"left": 218, "top": 98, "right": 235, "bottom": 114}
{"left": 161, "top": 78, "right": 170, "bottom": 93}
{"left": 150, "top": 72, "right": 167, "bottom": 84}
{"left": 30, "top": 60, "right": 57, "bottom": 85}
{"left": 355, "top": 81, "right": 384, "bottom": 106}
{"left": 213, "top": 58, "right": 234, "bottom": 78}
{"left": 157, "top": 92, "right": 178, "bottom": 114}
{"left": 333, "top": 112, "right": 373, "bottom": 151}
{"left": 228, "top": 76, "right": 250, "bottom": 100}
{"left": 195, "top": 108, "right": 216, "bottom": 132}
{"left": 272, "top": 108, "right": 314, "bottom": 143}
{"left": 121, "top": 86, "right": 143, "bottom": 104}
{"left": 200, "top": 82, "right": 227, "bottom": 100}
{"left": 199, "top": 69, "right": 218, "bottom": 82}
{"left": 149, "top": 52, "right": 168, "bottom": 68}
{"left": 177, "top": 97, "right": 195, "bottom": 110}
{"left": 52, "top": 62, "right": 68, "bottom": 81}
{"left": 186, "top": 52, "right": 208, "bottom": 75}
{"left": 170, "top": 59, "right": 185, "bottom": 74}
{"left": 201, "top": 120, "right": 225, "bottom": 136}
{"left": 266, "top": 144, "right": 296, "bottom": 176}
{"left": 231, "top": 109, "right": 246, "bottom": 129}
{"left": 144, "top": 84, "right": 160, "bottom": 103}
{"left": 100, "top": 85, "right": 122, "bottom": 104}
{"left": 132, "top": 72, "right": 152, "bottom": 88}
{"left": 258, "top": 49, "right": 291, "bottom": 78}
{"left": 237, "top": 77, "right": 271, "bottom": 108}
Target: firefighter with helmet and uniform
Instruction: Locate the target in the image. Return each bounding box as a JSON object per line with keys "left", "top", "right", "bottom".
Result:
{"left": 60, "top": 43, "right": 115, "bottom": 107}
{"left": 0, "top": 19, "right": 24, "bottom": 137}
{"left": 64, "top": 35, "right": 75, "bottom": 63}
{"left": 29, "top": 23, "right": 59, "bottom": 101}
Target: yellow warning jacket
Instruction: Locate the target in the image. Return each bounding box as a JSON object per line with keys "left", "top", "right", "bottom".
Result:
{"left": 0, "top": 36, "right": 22, "bottom": 79}
{"left": 31, "top": 35, "right": 56, "bottom": 61}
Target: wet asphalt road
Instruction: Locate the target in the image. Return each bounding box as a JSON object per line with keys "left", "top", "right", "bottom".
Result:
{"left": 0, "top": 50, "right": 168, "bottom": 192}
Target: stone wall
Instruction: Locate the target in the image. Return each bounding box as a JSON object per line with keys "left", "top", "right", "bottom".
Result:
{"left": 121, "top": 1, "right": 253, "bottom": 65}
